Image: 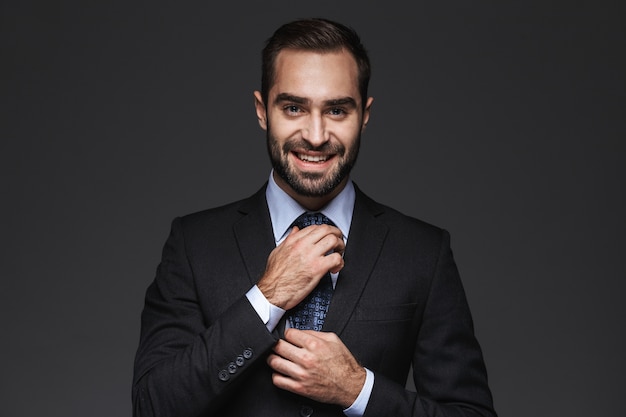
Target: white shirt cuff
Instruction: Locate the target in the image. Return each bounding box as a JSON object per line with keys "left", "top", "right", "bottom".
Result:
{"left": 343, "top": 368, "right": 374, "bottom": 417}
{"left": 245, "top": 285, "right": 285, "bottom": 331}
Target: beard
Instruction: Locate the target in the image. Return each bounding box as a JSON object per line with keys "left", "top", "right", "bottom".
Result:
{"left": 266, "top": 130, "right": 360, "bottom": 197}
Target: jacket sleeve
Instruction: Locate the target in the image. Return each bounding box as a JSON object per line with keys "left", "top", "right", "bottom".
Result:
{"left": 132, "top": 217, "right": 277, "bottom": 417}
{"left": 364, "top": 230, "right": 497, "bottom": 417}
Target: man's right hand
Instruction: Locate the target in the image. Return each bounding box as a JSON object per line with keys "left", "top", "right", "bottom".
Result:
{"left": 257, "top": 224, "right": 345, "bottom": 310}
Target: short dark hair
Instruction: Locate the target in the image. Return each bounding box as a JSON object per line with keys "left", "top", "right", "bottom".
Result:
{"left": 261, "top": 18, "right": 371, "bottom": 110}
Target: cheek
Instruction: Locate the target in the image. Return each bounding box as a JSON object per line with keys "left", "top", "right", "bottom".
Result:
{"left": 268, "top": 117, "right": 303, "bottom": 140}
{"left": 333, "top": 124, "right": 361, "bottom": 147}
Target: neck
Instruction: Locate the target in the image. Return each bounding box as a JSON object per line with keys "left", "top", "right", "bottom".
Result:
{"left": 273, "top": 172, "right": 348, "bottom": 211}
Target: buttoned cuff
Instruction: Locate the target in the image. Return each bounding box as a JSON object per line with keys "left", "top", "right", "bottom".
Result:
{"left": 343, "top": 368, "right": 374, "bottom": 417}
{"left": 245, "top": 285, "right": 286, "bottom": 331}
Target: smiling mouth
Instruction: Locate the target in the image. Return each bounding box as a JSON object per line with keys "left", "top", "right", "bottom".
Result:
{"left": 296, "top": 153, "right": 330, "bottom": 163}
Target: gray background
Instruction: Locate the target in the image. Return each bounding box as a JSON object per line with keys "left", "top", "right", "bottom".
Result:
{"left": 2, "top": 1, "right": 624, "bottom": 416}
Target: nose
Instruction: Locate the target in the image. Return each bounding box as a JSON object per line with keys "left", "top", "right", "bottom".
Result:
{"left": 302, "top": 113, "right": 328, "bottom": 147}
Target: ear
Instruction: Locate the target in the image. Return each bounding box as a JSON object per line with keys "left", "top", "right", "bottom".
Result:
{"left": 361, "top": 96, "right": 374, "bottom": 132}
{"left": 253, "top": 91, "right": 268, "bottom": 131}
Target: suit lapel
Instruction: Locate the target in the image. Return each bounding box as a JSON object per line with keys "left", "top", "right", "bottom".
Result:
{"left": 324, "top": 188, "right": 388, "bottom": 335}
{"left": 233, "top": 185, "right": 276, "bottom": 286}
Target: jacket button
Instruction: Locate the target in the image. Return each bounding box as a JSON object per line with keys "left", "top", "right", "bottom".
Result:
{"left": 228, "top": 362, "right": 237, "bottom": 374}
{"left": 243, "top": 348, "right": 253, "bottom": 359}
{"left": 218, "top": 370, "right": 230, "bottom": 382}
{"left": 236, "top": 355, "right": 245, "bottom": 367}
{"left": 300, "top": 405, "right": 313, "bottom": 416}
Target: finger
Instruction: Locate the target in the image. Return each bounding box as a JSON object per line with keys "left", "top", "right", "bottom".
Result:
{"left": 290, "top": 227, "right": 344, "bottom": 261}
{"left": 317, "top": 232, "right": 345, "bottom": 255}
{"left": 267, "top": 352, "right": 302, "bottom": 379}
{"left": 303, "top": 330, "right": 339, "bottom": 342}
{"left": 293, "top": 224, "right": 343, "bottom": 244}
{"left": 281, "top": 224, "right": 321, "bottom": 244}
{"left": 273, "top": 337, "right": 304, "bottom": 361}
{"left": 318, "top": 224, "right": 345, "bottom": 244}
{"left": 288, "top": 330, "right": 343, "bottom": 350}
{"left": 270, "top": 370, "right": 305, "bottom": 395}
{"left": 323, "top": 252, "right": 344, "bottom": 274}
{"left": 283, "top": 328, "right": 320, "bottom": 349}
{"left": 292, "top": 225, "right": 343, "bottom": 252}
{"left": 280, "top": 226, "right": 332, "bottom": 254}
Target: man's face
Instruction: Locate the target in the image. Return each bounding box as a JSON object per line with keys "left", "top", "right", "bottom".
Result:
{"left": 254, "top": 49, "right": 372, "bottom": 198}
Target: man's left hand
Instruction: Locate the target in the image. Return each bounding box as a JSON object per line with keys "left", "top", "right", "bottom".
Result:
{"left": 267, "top": 328, "right": 366, "bottom": 408}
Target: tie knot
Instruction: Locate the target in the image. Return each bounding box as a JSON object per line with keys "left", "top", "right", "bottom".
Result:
{"left": 292, "top": 212, "right": 335, "bottom": 229}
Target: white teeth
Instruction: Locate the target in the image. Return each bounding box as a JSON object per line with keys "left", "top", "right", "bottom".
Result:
{"left": 298, "top": 153, "right": 328, "bottom": 162}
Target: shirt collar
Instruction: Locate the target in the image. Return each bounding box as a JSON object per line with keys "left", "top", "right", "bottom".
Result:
{"left": 266, "top": 170, "right": 355, "bottom": 244}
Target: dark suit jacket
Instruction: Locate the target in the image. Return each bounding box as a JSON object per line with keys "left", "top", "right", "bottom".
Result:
{"left": 132, "top": 184, "right": 497, "bottom": 417}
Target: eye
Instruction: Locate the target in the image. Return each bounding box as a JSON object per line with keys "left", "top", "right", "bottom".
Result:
{"left": 283, "top": 105, "right": 303, "bottom": 115}
{"left": 327, "top": 107, "right": 347, "bottom": 117}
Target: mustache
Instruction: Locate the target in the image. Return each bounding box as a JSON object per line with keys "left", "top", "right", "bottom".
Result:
{"left": 282, "top": 140, "right": 345, "bottom": 155}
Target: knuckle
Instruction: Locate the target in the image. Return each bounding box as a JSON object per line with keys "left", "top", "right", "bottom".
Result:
{"left": 301, "top": 351, "right": 316, "bottom": 367}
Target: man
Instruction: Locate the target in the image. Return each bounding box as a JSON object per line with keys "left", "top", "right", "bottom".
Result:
{"left": 132, "top": 18, "right": 497, "bottom": 417}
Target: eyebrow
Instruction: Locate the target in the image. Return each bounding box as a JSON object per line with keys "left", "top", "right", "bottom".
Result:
{"left": 274, "top": 93, "right": 357, "bottom": 108}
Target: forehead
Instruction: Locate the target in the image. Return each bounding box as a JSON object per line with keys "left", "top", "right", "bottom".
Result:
{"left": 271, "top": 49, "right": 361, "bottom": 103}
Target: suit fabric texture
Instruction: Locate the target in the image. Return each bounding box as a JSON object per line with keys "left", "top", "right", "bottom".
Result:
{"left": 132, "top": 183, "right": 496, "bottom": 417}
